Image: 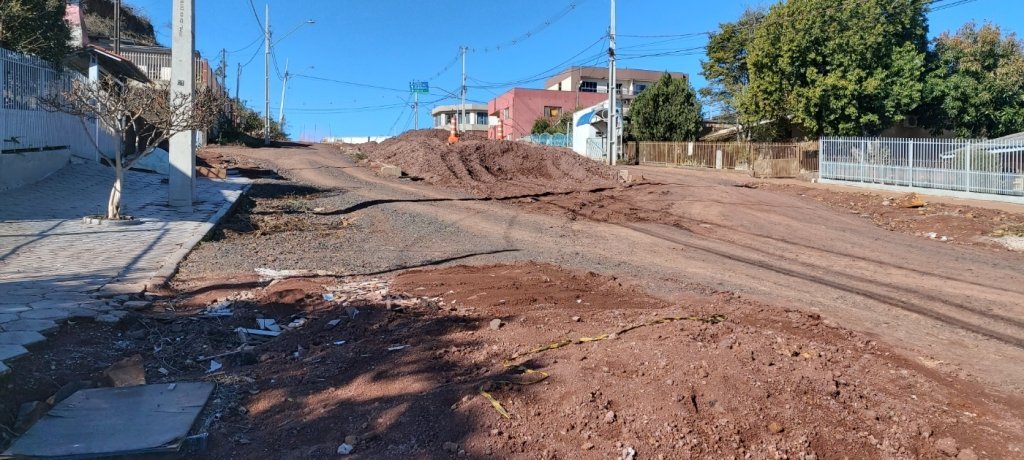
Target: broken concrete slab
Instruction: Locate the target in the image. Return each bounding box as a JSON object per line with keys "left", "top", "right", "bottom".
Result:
{"left": 0, "top": 361, "right": 9, "bottom": 377}
{"left": 19, "top": 308, "right": 70, "bottom": 321}
{"left": 0, "top": 313, "right": 17, "bottom": 324}
{"left": 380, "top": 164, "right": 402, "bottom": 178}
{"left": 0, "top": 331, "right": 46, "bottom": 346}
{"left": 0, "top": 344, "right": 29, "bottom": 362}
{"left": 0, "top": 319, "right": 58, "bottom": 333}
{"left": 0, "top": 304, "right": 31, "bottom": 314}
{"left": 4, "top": 382, "right": 215, "bottom": 458}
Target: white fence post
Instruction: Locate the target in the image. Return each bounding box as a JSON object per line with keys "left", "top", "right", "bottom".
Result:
{"left": 908, "top": 139, "right": 914, "bottom": 187}
{"left": 965, "top": 140, "right": 972, "bottom": 193}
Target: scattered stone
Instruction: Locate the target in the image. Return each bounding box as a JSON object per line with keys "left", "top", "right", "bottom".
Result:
{"left": 14, "top": 401, "right": 51, "bottom": 431}
{"left": 604, "top": 411, "right": 616, "bottom": 423}
{"left": 122, "top": 301, "right": 152, "bottom": 311}
{"left": 935, "top": 437, "right": 958, "bottom": 456}
{"left": 326, "top": 319, "right": 342, "bottom": 329}
{"left": 898, "top": 193, "right": 926, "bottom": 208}
{"left": 582, "top": 442, "right": 595, "bottom": 450}
{"left": 572, "top": 316, "right": 581, "bottom": 322}
{"left": 489, "top": 319, "right": 503, "bottom": 330}
{"left": 621, "top": 446, "right": 637, "bottom": 460}
{"left": 956, "top": 448, "right": 978, "bottom": 460}
{"left": 101, "top": 354, "right": 146, "bottom": 387}
{"left": 718, "top": 338, "right": 735, "bottom": 350}
{"left": 337, "top": 443, "right": 354, "bottom": 455}
{"left": 95, "top": 314, "right": 122, "bottom": 323}
{"left": 768, "top": 421, "right": 785, "bottom": 433}
{"left": 64, "top": 308, "right": 99, "bottom": 319}
{"left": 380, "top": 165, "right": 403, "bottom": 178}
{"left": 345, "top": 435, "right": 358, "bottom": 446}
{"left": 443, "top": 442, "right": 459, "bottom": 453}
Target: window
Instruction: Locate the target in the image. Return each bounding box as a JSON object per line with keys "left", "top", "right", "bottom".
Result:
{"left": 477, "top": 112, "right": 488, "bottom": 125}
{"left": 634, "top": 84, "right": 648, "bottom": 94}
{"left": 544, "top": 106, "right": 562, "bottom": 118}
{"left": 579, "top": 81, "right": 598, "bottom": 92}
{"left": 502, "top": 108, "right": 510, "bottom": 119}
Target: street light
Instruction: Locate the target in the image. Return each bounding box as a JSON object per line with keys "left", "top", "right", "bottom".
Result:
{"left": 274, "top": 20, "right": 316, "bottom": 47}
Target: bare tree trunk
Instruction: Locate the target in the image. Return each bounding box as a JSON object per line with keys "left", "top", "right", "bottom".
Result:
{"left": 108, "top": 138, "right": 124, "bottom": 219}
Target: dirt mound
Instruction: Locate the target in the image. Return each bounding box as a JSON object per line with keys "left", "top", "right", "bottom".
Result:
{"left": 355, "top": 129, "right": 617, "bottom": 197}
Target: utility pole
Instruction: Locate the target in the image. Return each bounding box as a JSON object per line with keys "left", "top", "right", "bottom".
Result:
{"left": 278, "top": 59, "right": 289, "bottom": 126}
{"left": 219, "top": 49, "right": 228, "bottom": 90}
{"left": 413, "top": 92, "right": 419, "bottom": 130}
{"left": 263, "top": 3, "right": 271, "bottom": 145}
{"left": 607, "top": 0, "right": 617, "bottom": 166}
{"left": 460, "top": 46, "right": 468, "bottom": 132}
{"left": 235, "top": 62, "right": 242, "bottom": 122}
{"left": 169, "top": 0, "right": 195, "bottom": 208}
{"left": 114, "top": 0, "right": 122, "bottom": 54}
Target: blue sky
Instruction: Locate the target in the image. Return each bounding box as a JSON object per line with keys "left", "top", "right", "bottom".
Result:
{"left": 126, "top": 0, "right": 1021, "bottom": 140}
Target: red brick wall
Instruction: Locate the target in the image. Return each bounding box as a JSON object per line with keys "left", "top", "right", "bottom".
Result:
{"left": 488, "top": 89, "right": 607, "bottom": 140}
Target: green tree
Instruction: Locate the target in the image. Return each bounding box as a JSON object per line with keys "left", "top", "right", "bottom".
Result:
{"left": 531, "top": 117, "right": 551, "bottom": 135}
{"left": 921, "top": 23, "right": 1024, "bottom": 138}
{"left": 700, "top": 8, "right": 765, "bottom": 133}
{"left": 744, "top": 0, "right": 928, "bottom": 138}
{"left": 545, "top": 112, "right": 573, "bottom": 134}
{"left": 0, "top": 0, "right": 71, "bottom": 63}
{"left": 627, "top": 73, "right": 703, "bottom": 141}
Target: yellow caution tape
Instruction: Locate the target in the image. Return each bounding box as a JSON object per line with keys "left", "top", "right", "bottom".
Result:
{"left": 480, "top": 313, "right": 725, "bottom": 418}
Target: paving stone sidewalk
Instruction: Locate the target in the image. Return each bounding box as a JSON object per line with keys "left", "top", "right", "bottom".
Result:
{"left": 0, "top": 160, "right": 249, "bottom": 376}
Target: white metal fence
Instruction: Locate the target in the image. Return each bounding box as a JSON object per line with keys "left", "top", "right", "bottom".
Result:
{"left": 820, "top": 137, "right": 1024, "bottom": 200}
{"left": 1, "top": 47, "right": 117, "bottom": 158}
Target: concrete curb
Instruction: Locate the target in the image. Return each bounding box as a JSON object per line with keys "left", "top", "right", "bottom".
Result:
{"left": 144, "top": 180, "right": 253, "bottom": 291}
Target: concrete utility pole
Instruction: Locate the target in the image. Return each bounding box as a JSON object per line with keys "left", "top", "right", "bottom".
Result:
{"left": 413, "top": 92, "right": 419, "bottom": 130}
{"left": 263, "top": 3, "right": 271, "bottom": 145}
{"left": 114, "top": 0, "right": 121, "bottom": 54}
{"left": 278, "top": 59, "right": 289, "bottom": 126}
{"left": 460, "top": 46, "right": 468, "bottom": 132}
{"left": 169, "top": 0, "right": 195, "bottom": 208}
{"left": 607, "top": 0, "right": 617, "bottom": 166}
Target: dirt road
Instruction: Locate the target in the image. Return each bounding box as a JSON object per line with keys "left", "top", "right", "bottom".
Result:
{"left": 205, "top": 144, "right": 1024, "bottom": 396}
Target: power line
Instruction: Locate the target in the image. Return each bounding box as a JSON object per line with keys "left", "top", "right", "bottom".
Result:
{"left": 290, "top": 74, "right": 409, "bottom": 93}
{"left": 468, "top": 0, "right": 591, "bottom": 53}
{"left": 246, "top": 0, "right": 264, "bottom": 33}
{"left": 466, "top": 35, "right": 608, "bottom": 89}
{"left": 228, "top": 34, "right": 263, "bottom": 54}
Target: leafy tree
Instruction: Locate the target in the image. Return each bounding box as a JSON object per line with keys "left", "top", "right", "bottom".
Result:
{"left": 921, "top": 23, "right": 1024, "bottom": 138}
{"left": 0, "top": 0, "right": 71, "bottom": 64}
{"left": 744, "top": 0, "right": 928, "bottom": 138}
{"left": 627, "top": 73, "right": 703, "bottom": 141}
{"left": 545, "top": 113, "right": 574, "bottom": 134}
{"left": 531, "top": 117, "right": 551, "bottom": 135}
{"left": 700, "top": 8, "right": 765, "bottom": 134}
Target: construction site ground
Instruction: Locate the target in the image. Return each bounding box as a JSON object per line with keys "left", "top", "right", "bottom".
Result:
{"left": 2, "top": 138, "right": 1023, "bottom": 459}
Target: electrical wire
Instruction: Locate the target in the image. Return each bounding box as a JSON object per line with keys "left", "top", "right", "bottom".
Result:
{"left": 290, "top": 74, "right": 409, "bottom": 93}
{"left": 247, "top": 0, "right": 265, "bottom": 34}
{"left": 228, "top": 34, "right": 263, "bottom": 54}
{"left": 468, "top": 0, "right": 591, "bottom": 53}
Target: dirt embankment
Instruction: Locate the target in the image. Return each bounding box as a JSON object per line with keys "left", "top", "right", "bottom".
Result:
{"left": 346, "top": 130, "right": 618, "bottom": 197}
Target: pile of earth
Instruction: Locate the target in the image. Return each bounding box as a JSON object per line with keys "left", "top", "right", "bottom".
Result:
{"left": 352, "top": 129, "right": 618, "bottom": 197}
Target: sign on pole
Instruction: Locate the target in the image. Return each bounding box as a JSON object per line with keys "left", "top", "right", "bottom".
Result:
{"left": 409, "top": 81, "right": 429, "bottom": 94}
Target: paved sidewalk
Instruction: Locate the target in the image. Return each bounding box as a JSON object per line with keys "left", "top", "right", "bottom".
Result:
{"left": 0, "top": 160, "right": 248, "bottom": 375}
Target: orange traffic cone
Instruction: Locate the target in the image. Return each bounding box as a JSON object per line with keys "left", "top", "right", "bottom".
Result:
{"left": 448, "top": 116, "right": 459, "bottom": 145}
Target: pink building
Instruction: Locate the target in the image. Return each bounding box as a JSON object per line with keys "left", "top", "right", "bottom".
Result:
{"left": 487, "top": 88, "right": 607, "bottom": 140}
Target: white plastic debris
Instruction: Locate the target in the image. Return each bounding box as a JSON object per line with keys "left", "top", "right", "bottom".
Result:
{"left": 326, "top": 319, "right": 342, "bottom": 328}
{"left": 287, "top": 318, "right": 307, "bottom": 329}
{"left": 927, "top": 232, "right": 938, "bottom": 239}
{"left": 323, "top": 293, "right": 336, "bottom": 302}
{"left": 158, "top": 367, "right": 169, "bottom": 375}
{"left": 256, "top": 318, "right": 281, "bottom": 332}
{"left": 203, "top": 301, "right": 233, "bottom": 317}
{"left": 337, "top": 443, "right": 354, "bottom": 455}
{"left": 207, "top": 360, "right": 222, "bottom": 373}
{"left": 387, "top": 345, "right": 410, "bottom": 351}
{"left": 334, "top": 341, "right": 347, "bottom": 346}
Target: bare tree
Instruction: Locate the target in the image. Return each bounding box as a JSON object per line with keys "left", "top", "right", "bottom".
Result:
{"left": 45, "top": 77, "right": 221, "bottom": 219}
